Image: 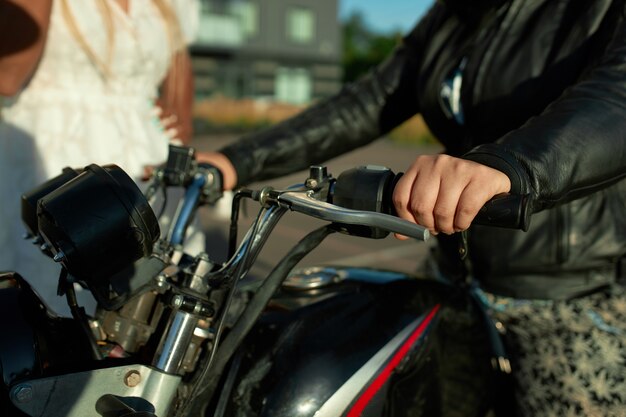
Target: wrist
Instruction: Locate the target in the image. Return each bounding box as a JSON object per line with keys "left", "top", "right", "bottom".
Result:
{"left": 462, "top": 144, "right": 530, "bottom": 195}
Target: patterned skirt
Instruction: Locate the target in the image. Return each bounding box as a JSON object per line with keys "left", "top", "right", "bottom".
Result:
{"left": 481, "top": 284, "right": 626, "bottom": 417}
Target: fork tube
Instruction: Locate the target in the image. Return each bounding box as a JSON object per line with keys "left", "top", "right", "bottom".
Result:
{"left": 154, "top": 310, "right": 199, "bottom": 374}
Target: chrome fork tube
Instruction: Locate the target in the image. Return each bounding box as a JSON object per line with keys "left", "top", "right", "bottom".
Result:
{"left": 153, "top": 310, "right": 199, "bottom": 374}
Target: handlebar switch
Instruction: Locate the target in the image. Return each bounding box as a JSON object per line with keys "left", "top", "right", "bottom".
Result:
{"left": 305, "top": 165, "right": 333, "bottom": 201}
{"left": 307, "top": 166, "right": 328, "bottom": 186}
{"left": 332, "top": 165, "right": 398, "bottom": 239}
{"left": 163, "top": 144, "right": 196, "bottom": 187}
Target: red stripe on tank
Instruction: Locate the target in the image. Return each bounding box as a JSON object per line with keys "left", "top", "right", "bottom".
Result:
{"left": 346, "top": 304, "right": 441, "bottom": 417}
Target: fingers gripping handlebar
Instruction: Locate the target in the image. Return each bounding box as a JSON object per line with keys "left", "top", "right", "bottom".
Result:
{"left": 331, "top": 165, "right": 532, "bottom": 233}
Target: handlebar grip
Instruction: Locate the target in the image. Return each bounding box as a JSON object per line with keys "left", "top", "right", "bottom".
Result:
{"left": 473, "top": 193, "right": 532, "bottom": 232}
{"left": 333, "top": 166, "right": 532, "bottom": 232}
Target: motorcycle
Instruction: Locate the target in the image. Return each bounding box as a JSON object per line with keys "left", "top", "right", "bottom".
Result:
{"left": 0, "top": 145, "right": 530, "bottom": 417}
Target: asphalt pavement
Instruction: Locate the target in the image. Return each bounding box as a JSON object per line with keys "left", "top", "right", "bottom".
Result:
{"left": 190, "top": 134, "right": 443, "bottom": 280}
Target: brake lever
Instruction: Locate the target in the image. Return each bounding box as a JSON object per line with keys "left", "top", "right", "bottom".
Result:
{"left": 275, "top": 191, "right": 430, "bottom": 241}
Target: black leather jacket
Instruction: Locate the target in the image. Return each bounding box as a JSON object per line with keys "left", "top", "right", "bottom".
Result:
{"left": 221, "top": 0, "right": 626, "bottom": 299}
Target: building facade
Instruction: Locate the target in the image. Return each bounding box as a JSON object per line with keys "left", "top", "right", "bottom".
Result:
{"left": 191, "top": 0, "right": 342, "bottom": 104}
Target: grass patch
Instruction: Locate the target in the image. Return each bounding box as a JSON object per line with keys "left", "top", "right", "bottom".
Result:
{"left": 193, "top": 97, "right": 304, "bottom": 134}
{"left": 387, "top": 114, "right": 437, "bottom": 147}
{"left": 193, "top": 97, "right": 437, "bottom": 147}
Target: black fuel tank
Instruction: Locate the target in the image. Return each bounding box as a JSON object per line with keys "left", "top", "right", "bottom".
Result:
{"left": 213, "top": 268, "right": 503, "bottom": 417}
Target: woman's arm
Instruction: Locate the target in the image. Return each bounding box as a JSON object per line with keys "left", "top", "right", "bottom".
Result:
{"left": 158, "top": 48, "right": 195, "bottom": 144}
{"left": 0, "top": 0, "right": 53, "bottom": 96}
{"left": 462, "top": 14, "right": 626, "bottom": 212}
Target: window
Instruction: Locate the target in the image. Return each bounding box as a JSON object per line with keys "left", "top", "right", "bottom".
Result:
{"left": 286, "top": 7, "right": 315, "bottom": 43}
{"left": 275, "top": 67, "right": 312, "bottom": 104}
{"left": 230, "top": 1, "right": 259, "bottom": 38}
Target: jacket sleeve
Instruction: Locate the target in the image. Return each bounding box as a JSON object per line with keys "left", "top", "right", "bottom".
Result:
{"left": 220, "top": 5, "right": 444, "bottom": 186}
{"left": 463, "top": 14, "right": 626, "bottom": 212}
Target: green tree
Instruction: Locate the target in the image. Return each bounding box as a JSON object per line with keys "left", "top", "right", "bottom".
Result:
{"left": 342, "top": 12, "right": 402, "bottom": 83}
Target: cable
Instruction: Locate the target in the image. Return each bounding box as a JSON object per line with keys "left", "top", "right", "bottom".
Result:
{"left": 61, "top": 269, "right": 102, "bottom": 360}
{"left": 178, "top": 225, "right": 335, "bottom": 417}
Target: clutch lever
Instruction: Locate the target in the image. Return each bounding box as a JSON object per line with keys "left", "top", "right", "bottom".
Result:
{"left": 273, "top": 190, "right": 430, "bottom": 241}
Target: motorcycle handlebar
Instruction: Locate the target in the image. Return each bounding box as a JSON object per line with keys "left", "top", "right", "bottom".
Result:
{"left": 473, "top": 192, "right": 531, "bottom": 232}
{"left": 145, "top": 155, "right": 531, "bottom": 246}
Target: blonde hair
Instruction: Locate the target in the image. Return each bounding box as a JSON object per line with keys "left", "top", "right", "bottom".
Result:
{"left": 60, "top": 0, "right": 184, "bottom": 78}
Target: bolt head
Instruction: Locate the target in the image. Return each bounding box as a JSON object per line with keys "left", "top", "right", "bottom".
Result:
{"left": 305, "top": 178, "right": 318, "bottom": 189}
{"left": 172, "top": 295, "right": 184, "bottom": 308}
{"left": 124, "top": 370, "right": 142, "bottom": 387}
{"left": 12, "top": 385, "right": 33, "bottom": 403}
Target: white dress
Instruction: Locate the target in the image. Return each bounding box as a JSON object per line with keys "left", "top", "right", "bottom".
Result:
{"left": 0, "top": 0, "right": 199, "bottom": 315}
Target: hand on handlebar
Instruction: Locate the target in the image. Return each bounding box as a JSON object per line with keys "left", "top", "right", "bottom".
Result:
{"left": 196, "top": 151, "right": 238, "bottom": 191}
{"left": 393, "top": 154, "right": 511, "bottom": 237}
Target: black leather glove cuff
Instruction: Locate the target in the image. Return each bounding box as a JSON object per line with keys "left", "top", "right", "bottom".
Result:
{"left": 462, "top": 144, "right": 531, "bottom": 195}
